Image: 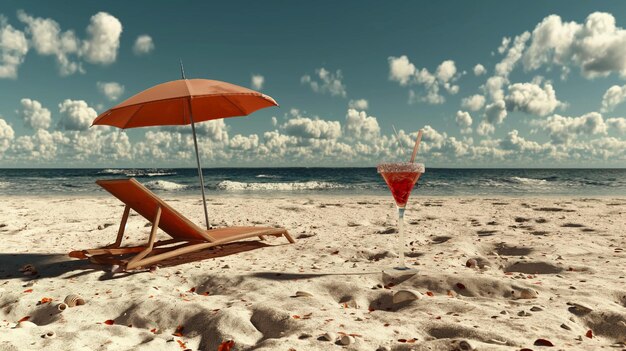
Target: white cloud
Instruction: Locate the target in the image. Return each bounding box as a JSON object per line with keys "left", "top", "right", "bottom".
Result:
{"left": 301, "top": 68, "right": 347, "bottom": 97}
{"left": 533, "top": 112, "right": 607, "bottom": 144}
{"left": 271, "top": 116, "right": 277, "bottom": 127}
{"left": 473, "top": 63, "right": 486, "bottom": 76}
{"left": 455, "top": 110, "right": 473, "bottom": 134}
{"left": 229, "top": 134, "right": 259, "bottom": 151}
{"left": 16, "top": 11, "right": 122, "bottom": 75}
{"left": 498, "top": 37, "right": 511, "bottom": 54}
{"left": 82, "top": 12, "right": 122, "bottom": 65}
{"left": 495, "top": 32, "right": 530, "bottom": 77}
{"left": 282, "top": 116, "right": 341, "bottom": 140}
{"left": 17, "top": 98, "right": 51, "bottom": 130}
{"left": 607, "top": 117, "right": 626, "bottom": 133}
{"left": 461, "top": 94, "right": 485, "bottom": 111}
{"left": 17, "top": 10, "right": 81, "bottom": 75}
{"left": 58, "top": 99, "right": 98, "bottom": 131}
{"left": 0, "top": 117, "right": 15, "bottom": 153}
{"left": 388, "top": 55, "right": 415, "bottom": 85}
{"left": 483, "top": 75, "right": 507, "bottom": 101}
{"left": 484, "top": 100, "right": 507, "bottom": 124}
{"left": 166, "top": 119, "right": 229, "bottom": 142}
{"left": 0, "top": 20, "right": 28, "bottom": 78}
{"left": 600, "top": 85, "right": 626, "bottom": 112}
{"left": 348, "top": 99, "right": 369, "bottom": 110}
{"left": 389, "top": 56, "right": 459, "bottom": 104}
{"left": 251, "top": 74, "right": 264, "bottom": 90}
{"left": 505, "top": 81, "right": 563, "bottom": 116}
{"left": 132, "top": 35, "right": 154, "bottom": 55}
{"left": 476, "top": 120, "right": 495, "bottom": 136}
{"left": 499, "top": 129, "right": 545, "bottom": 153}
{"left": 97, "top": 81, "right": 124, "bottom": 101}
{"left": 344, "top": 109, "right": 380, "bottom": 142}
{"left": 523, "top": 12, "right": 626, "bottom": 78}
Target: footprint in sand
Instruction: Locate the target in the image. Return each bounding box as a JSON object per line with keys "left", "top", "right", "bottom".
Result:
{"left": 431, "top": 236, "right": 452, "bottom": 244}
{"left": 494, "top": 243, "right": 533, "bottom": 256}
{"left": 477, "top": 230, "right": 498, "bottom": 237}
{"left": 505, "top": 261, "right": 563, "bottom": 274}
{"left": 534, "top": 207, "right": 575, "bottom": 213}
{"left": 561, "top": 223, "right": 585, "bottom": 228}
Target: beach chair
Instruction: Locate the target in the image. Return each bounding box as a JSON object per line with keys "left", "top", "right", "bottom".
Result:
{"left": 69, "top": 178, "right": 294, "bottom": 270}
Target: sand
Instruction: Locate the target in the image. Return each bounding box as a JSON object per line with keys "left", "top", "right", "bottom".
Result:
{"left": 0, "top": 195, "right": 625, "bottom": 350}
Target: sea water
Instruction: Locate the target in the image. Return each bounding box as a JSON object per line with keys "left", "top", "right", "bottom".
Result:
{"left": 0, "top": 168, "right": 625, "bottom": 197}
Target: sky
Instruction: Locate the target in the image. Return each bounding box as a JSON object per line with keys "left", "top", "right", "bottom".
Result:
{"left": 1, "top": 1, "right": 626, "bottom": 168}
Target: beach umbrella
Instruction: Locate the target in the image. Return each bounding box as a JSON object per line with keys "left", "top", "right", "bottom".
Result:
{"left": 92, "top": 64, "right": 278, "bottom": 229}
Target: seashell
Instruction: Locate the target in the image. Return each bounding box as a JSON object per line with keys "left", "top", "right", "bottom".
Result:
{"left": 392, "top": 289, "right": 422, "bottom": 304}
{"left": 17, "top": 321, "right": 37, "bottom": 328}
{"left": 339, "top": 335, "right": 355, "bottom": 345}
{"left": 295, "top": 291, "right": 314, "bottom": 298}
{"left": 56, "top": 303, "right": 68, "bottom": 312}
{"left": 41, "top": 331, "right": 55, "bottom": 338}
{"left": 19, "top": 264, "right": 37, "bottom": 276}
{"left": 321, "top": 332, "right": 337, "bottom": 341}
{"left": 64, "top": 294, "right": 85, "bottom": 307}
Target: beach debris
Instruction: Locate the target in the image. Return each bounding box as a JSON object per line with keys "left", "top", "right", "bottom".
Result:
{"left": 97, "top": 223, "right": 114, "bottom": 230}
{"left": 17, "top": 320, "right": 37, "bottom": 328}
{"left": 217, "top": 340, "right": 235, "bottom": 351}
{"left": 56, "top": 303, "right": 68, "bottom": 312}
{"left": 339, "top": 335, "right": 355, "bottom": 345}
{"left": 458, "top": 340, "right": 477, "bottom": 349}
{"left": 585, "top": 329, "right": 593, "bottom": 338}
{"left": 41, "top": 331, "right": 55, "bottom": 338}
{"left": 295, "top": 291, "right": 314, "bottom": 298}
{"left": 104, "top": 320, "right": 115, "bottom": 325}
{"left": 560, "top": 323, "right": 571, "bottom": 330}
{"left": 534, "top": 338, "right": 554, "bottom": 346}
{"left": 566, "top": 302, "right": 593, "bottom": 314}
{"left": 111, "top": 265, "right": 124, "bottom": 273}
{"left": 512, "top": 288, "right": 538, "bottom": 299}
{"left": 530, "top": 306, "right": 544, "bottom": 312}
{"left": 19, "top": 264, "right": 37, "bottom": 276}
{"left": 466, "top": 259, "right": 478, "bottom": 268}
{"left": 298, "top": 333, "right": 312, "bottom": 339}
{"left": 64, "top": 294, "right": 85, "bottom": 307}
{"left": 518, "top": 310, "right": 532, "bottom": 317}
{"left": 377, "top": 227, "right": 397, "bottom": 234}
{"left": 393, "top": 289, "right": 422, "bottom": 304}
{"left": 321, "top": 332, "right": 337, "bottom": 342}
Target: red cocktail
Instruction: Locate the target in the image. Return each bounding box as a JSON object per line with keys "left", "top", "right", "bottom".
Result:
{"left": 378, "top": 162, "right": 425, "bottom": 271}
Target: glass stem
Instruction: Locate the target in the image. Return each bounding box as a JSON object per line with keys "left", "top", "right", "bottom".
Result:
{"left": 397, "top": 206, "right": 406, "bottom": 269}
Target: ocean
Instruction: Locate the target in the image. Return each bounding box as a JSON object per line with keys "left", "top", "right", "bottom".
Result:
{"left": 0, "top": 168, "right": 625, "bottom": 197}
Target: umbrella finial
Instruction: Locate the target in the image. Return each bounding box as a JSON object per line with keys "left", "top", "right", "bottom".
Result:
{"left": 179, "top": 59, "right": 186, "bottom": 79}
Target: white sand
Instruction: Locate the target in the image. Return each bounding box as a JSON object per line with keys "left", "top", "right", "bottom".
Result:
{"left": 0, "top": 195, "right": 625, "bottom": 350}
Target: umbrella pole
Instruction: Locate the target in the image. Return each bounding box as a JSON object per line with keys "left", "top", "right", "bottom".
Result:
{"left": 189, "top": 114, "right": 210, "bottom": 230}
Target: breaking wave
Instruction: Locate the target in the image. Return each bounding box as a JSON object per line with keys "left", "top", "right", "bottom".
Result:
{"left": 98, "top": 169, "right": 177, "bottom": 177}
{"left": 144, "top": 180, "right": 187, "bottom": 191}
{"left": 216, "top": 180, "right": 348, "bottom": 191}
{"left": 508, "top": 176, "right": 549, "bottom": 185}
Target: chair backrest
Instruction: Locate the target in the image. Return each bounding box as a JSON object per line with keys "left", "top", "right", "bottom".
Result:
{"left": 96, "top": 178, "right": 213, "bottom": 242}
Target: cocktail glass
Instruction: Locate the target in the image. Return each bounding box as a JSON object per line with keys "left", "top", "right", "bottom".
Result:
{"left": 377, "top": 162, "right": 425, "bottom": 271}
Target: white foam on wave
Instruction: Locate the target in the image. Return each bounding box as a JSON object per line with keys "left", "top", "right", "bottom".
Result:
{"left": 99, "top": 169, "right": 126, "bottom": 175}
{"left": 509, "top": 176, "right": 548, "bottom": 185}
{"left": 217, "top": 180, "right": 346, "bottom": 191}
{"left": 144, "top": 180, "right": 187, "bottom": 191}
{"left": 0, "top": 181, "right": 9, "bottom": 189}
{"left": 255, "top": 174, "right": 280, "bottom": 178}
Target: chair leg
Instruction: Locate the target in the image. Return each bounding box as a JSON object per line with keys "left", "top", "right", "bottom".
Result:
{"left": 126, "top": 206, "right": 161, "bottom": 270}
{"left": 283, "top": 231, "right": 295, "bottom": 243}
{"left": 105, "top": 205, "right": 130, "bottom": 249}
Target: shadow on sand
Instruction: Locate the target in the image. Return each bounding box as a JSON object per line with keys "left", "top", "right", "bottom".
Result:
{"left": 0, "top": 240, "right": 290, "bottom": 281}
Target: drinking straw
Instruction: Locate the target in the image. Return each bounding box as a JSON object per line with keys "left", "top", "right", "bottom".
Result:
{"left": 410, "top": 129, "right": 423, "bottom": 163}
{"left": 391, "top": 125, "right": 405, "bottom": 155}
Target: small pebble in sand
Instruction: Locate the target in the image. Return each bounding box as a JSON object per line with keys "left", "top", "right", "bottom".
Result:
{"left": 566, "top": 302, "right": 593, "bottom": 313}
{"left": 339, "top": 335, "right": 355, "bottom": 345}
{"left": 530, "top": 306, "right": 543, "bottom": 312}
{"left": 295, "top": 291, "right": 314, "bottom": 298}
{"left": 465, "top": 259, "right": 478, "bottom": 268}
{"left": 392, "top": 289, "right": 422, "bottom": 304}
{"left": 321, "top": 332, "right": 337, "bottom": 342}
{"left": 500, "top": 310, "right": 508, "bottom": 315}
{"left": 517, "top": 310, "right": 532, "bottom": 317}
{"left": 376, "top": 346, "right": 390, "bottom": 351}
{"left": 514, "top": 289, "right": 538, "bottom": 299}
{"left": 561, "top": 323, "right": 572, "bottom": 330}
{"left": 459, "top": 340, "right": 476, "bottom": 350}
{"left": 298, "top": 333, "right": 312, "bottom": 339}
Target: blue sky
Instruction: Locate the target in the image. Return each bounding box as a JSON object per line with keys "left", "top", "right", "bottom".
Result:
{"left": 1, "top": 1, "right": 626, "bottom": 167}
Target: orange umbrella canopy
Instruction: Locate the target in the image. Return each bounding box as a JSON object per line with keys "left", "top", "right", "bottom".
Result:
{"left": 92, "top": 79, "right": 278, "bottom": 129}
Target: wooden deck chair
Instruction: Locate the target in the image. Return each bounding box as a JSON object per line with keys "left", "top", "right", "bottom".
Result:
{"left": 69, "top": 178, "right": 294, "bottom": 270}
